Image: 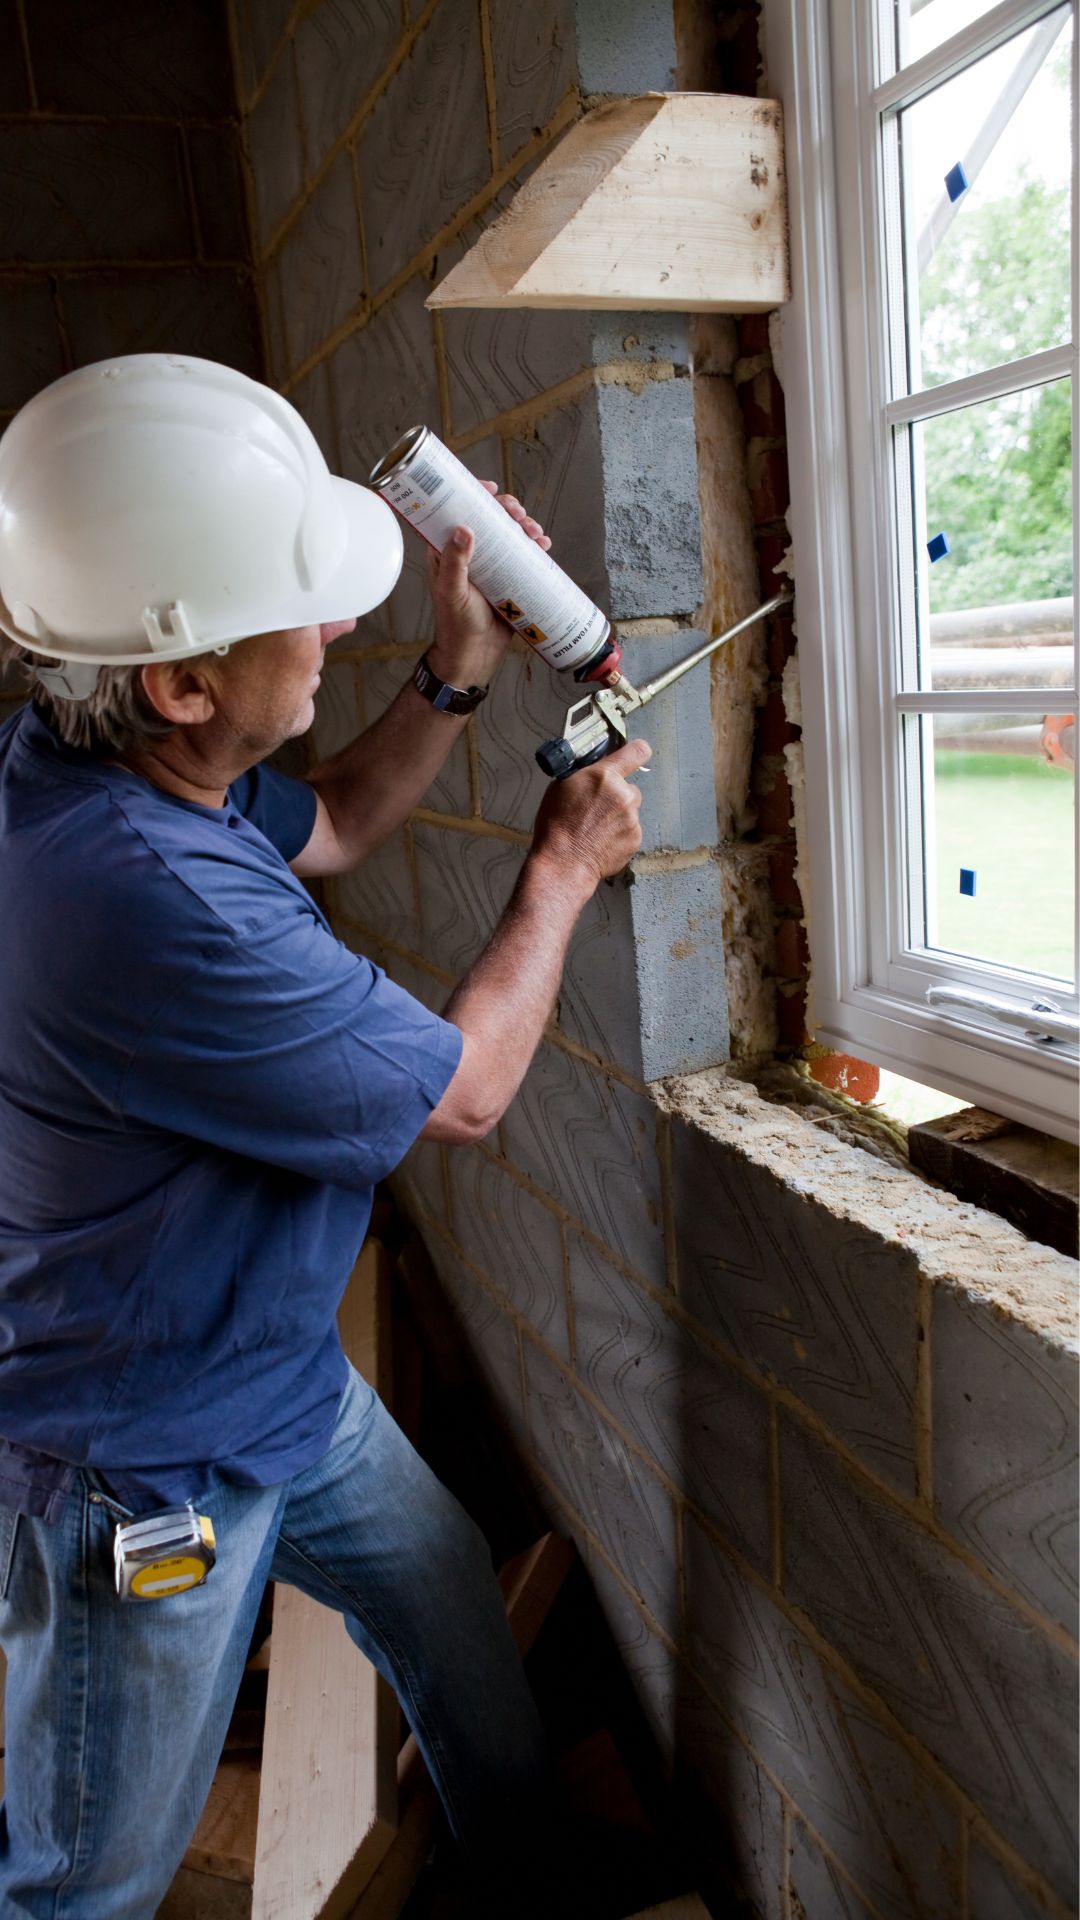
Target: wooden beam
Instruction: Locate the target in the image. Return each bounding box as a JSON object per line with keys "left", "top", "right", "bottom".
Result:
{"left": 426, "top": 94, "right": 788, "bottom": 314}
{"left": 251, "top": 1242, "right": 399, "bottom": 1920}
{"left": 625, "top": 1901, "right": 711, "bottom": 1920}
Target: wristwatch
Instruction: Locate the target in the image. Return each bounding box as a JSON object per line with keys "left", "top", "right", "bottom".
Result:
{"left": 411, "top": 651, "right": 489, "bottom": 715}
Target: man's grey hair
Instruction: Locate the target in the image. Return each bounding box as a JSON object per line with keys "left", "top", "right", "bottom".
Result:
{"left": 2, "top": 642, "right": 175, "bottom": 756}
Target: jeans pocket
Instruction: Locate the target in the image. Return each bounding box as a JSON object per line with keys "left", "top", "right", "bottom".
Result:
{"left": 0, "top": 1504, "right": 20, "bottom": 1600}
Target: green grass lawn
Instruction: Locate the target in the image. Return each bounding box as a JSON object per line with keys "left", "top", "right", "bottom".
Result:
{"left": 931, "top": 752, "right": 1075, "bottom": 981}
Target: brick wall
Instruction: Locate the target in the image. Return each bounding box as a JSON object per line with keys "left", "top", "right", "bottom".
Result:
{"left": 231, "top": 4, "right": 1078, "bottom": 1915}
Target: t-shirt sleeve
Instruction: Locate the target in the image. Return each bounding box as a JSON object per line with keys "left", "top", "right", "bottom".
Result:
{"left": 119, "top": 910, "right": 462, "bottom": 1191}
{"left": 229, "top": 762, "right": 318, "bottom": 864}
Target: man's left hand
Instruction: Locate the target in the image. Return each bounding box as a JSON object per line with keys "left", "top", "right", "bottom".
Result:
{"left": 425, "top": 481, "right": 552, "bottom": 691}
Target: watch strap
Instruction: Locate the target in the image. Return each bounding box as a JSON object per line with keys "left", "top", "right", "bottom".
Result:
{"left": 412, "top": 651, "right": 488, "bottom": 716}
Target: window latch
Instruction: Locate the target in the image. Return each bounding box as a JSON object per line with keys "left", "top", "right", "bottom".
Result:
{"left": 926, "top": 985, "right": 1079, "bottom": 1048}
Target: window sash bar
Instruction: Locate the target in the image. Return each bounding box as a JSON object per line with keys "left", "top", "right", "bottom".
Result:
{"left": 894, "top": 687, "right": 1078, "bottom": 712}
{"left": 871, "top": 0, "right": 1066, "bottom": 109}
{"left": 884, "top": 344, "right": 1075, "bottom": 427}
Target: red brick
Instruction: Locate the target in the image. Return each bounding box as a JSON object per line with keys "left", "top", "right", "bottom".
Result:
{"left": 776, "top": 980, "right": 809, "bottom": 1050}
{"left": 753, "top": 768, "right": 794, "bottom": 837}
{"left": 749, "top": 444, "right": 791, "bottom": 525}
{"left": 766, "top": 607, "right": 796, "bottom": 677}
{"left": 768, "top": 843, "right": 804, "bottom": 915}
{"left": 737, "top": 314, "right": 770, "bottom": 358}
{"left": 810, "top": 1052, "right": 881, "bottom": 1104}
{"left": 774, "top": 915, "right": 810, "bottom": 981}
{"left": 755, "top": 683, "right": 797, "bottom": 756}
{"left": 739, "top": 367, "right": 787, "bottom": 440}
{"left": 754, "top": 528, "right": 790, "bottom": 587}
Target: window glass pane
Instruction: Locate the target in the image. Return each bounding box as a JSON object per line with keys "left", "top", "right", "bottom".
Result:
{"left": 894, "top": 0, "right": 1009, "bottom": 67}
{"left": 900, "top": 9, "right": 1072, "bottom": 391}
{"left": 911, "top": 377, "right": 1074, "bottom": 688}
{"left": 913, "top": 709, "right": 1075, "bottom": 979}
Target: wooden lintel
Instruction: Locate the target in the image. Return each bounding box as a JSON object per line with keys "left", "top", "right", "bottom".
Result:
{"left": 426, "top": 93, "right": 789, "bottom": 314}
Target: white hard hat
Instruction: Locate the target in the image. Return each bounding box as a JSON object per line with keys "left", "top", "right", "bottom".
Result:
{"left": 0, "top": 354, "right": 403, "bottom": 682}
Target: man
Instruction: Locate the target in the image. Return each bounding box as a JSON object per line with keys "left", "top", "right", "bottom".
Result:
{"left": 0, "top": 355, "right": 650, "bottom": 1917}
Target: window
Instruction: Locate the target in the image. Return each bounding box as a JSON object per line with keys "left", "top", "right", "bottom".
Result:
{"left": 766, "top": 0, "right": 1078, "bottom": 1140}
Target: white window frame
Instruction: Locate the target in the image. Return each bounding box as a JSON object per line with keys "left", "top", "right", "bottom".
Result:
{"left": 763, "top": 0, "right": 1080, "bottom": 1142}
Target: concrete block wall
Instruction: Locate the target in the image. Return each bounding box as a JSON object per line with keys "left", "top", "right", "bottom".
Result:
{"left": 233, "top": 4, "right": 1077, "bottom": 1916}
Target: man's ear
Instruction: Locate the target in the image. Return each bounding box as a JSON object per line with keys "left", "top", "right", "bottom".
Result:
{"left": 139, "top": 659, "right": 218, "bottom": 726}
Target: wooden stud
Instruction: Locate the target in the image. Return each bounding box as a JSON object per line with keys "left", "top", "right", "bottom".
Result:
{"left": 249, "top": 1242, "right": 399, "bottom": 1920}
{"left": 426, "top": 94, "right": 789, "bottom": 314}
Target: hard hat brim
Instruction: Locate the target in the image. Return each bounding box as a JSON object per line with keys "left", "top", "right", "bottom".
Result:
{"left": 0, "top": 477, "right": 404, "bottom": 666}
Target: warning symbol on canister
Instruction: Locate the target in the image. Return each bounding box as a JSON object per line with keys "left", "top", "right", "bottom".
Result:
{"left": 521, "top": 622, "right": 549, "bottom": 646}
{"left": 496, "top": 598, "right": 524, "bottom": 622}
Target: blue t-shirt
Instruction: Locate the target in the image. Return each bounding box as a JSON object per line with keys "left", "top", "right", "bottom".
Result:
{"left": 0, "top": 705, "right": 461, "bottom": 1521}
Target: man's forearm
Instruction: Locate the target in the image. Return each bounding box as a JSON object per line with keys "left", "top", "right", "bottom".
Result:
{"left": 307, "top": 678, "right": 471, "bottom": 868}
{"left": 420, "top": 851, "right": 595, "bottom": 1144}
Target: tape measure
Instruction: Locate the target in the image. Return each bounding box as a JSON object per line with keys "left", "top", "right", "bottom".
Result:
{"left": 114, "top": 1508, "right": 216, "bottom": 1602}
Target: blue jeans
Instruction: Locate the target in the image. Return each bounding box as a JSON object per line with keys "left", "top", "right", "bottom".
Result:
{"left": 0, "top": 1367, "right": 549, "bottom": 1918}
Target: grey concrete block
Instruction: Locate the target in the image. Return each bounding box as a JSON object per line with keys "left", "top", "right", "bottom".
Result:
{"left": 490, "top": 0, "right": 578, "bottom": 167}
{"left": 0, "top": 125, "right": 192, "bottom": 263}
{"left": 294, "top": 0, "right": 402, "bottom": 177}
{"left": 508, "top": 391, "right": 610, "bottom": 613}
{"left": 932, "top": 1291, "right": 1079, "bottom": 1636}
{"left": 788, "top": 1822, "right": 871, "bottom": 1920}
{"left": 673, "top": 1119, "right": 920, "bottom": 1493}
{"left": 185, "top": 128, "right": 249, "bottom": 261}
{"left": 334, "top": 273, "right": 440, "bottom": 483}
{"left": 587, "top": 1552, "right": 678, "bottom": 1757}
{"left": 262, "top": 254, "right": 289, "bottom": 388}
{"left": 523, "top": 1335, "right": 677, "bottom": 1630}
{"left": 630, "top": 865, "right": 729, "bottom": 1080}
{"left": 310, "top": 661, "right": 361, "bottom": 762}
{"left": 441, "top": 239, "right": 591, "bottom": 436}
{"left": 26, "top": 0, "right": 233, "bottom": 115}
{"left": 333, "top": 826, "right": 418, "bottom": 948}
{"left": 289, "top": 359, "right": 341, "bottom": 469}
{"left": 571, "top": 1240, "right": 771, "bottom": 1574}
{"left": 236, "top": 0, "right": 296, "bottom": 95}
{"left": 677, "top": 1672, "right": 787, "bottom": 1920}
{"left": 556, "top": 879, "right": 643, "bottom": 1070}
{"left": 595, "top": 377, "right": 702, "bottom": 618}
{"left": 0, "top": 281, "right": 63, "bottom": 410}
{"left": 391, "top": 1137, "right": 447, "bottom": 1227}
{"left": 589, "top": 314, "right": 690, "bottom": 370}
{"left": 780, "top": 1416, "right": 1079, "bottom": 1906}
{"left": 424, "top": 1236, "right": 527, "bottom": 1450}
{"left": 361, "top": 653, "right": 472, "bottom": 817}
{"left": 682, "top": 1511, "right": 962, "bottom": 1920}
{"left": 572, "top": 0, "right": 677, "bottom": 93}
{"left": 358, "top": 5, "right": 489, "bottom": 291}
{"left": 377, "top": 947, "right": 447, "bottom": 1015}
{"left": 474, "top": 646, "right": 571, "bottom": 833}
{"left": 622, "top": 630, "right": 721, "bottom": 854}
{"left": 247, "top": 47, "right": 304, "bottom": 249}
{"left": 412, "top": 822, "right": 524, "bottom": 978}
{"left": 61, "top": 271, "right": 261, "bottom": 375}
{"left": 449, "top": 1149, "right": 569, "bottom": 1357}
{"left": 0, "top": 4, "right": 30, "bottom": 111}
{"left": 279, "top": 149, "right": 364, "bottom": 374}
{"left": 387, "top": 543, "right": 436, "bottom": 649}
{"left": 968, "top": 1845, "right": 1054, "bottom": 1920}
{"left": 501, "top": 1042, "right": 666, "bottom": 1285}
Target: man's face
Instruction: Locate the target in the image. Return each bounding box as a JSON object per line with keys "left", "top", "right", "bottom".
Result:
{"left": 207, "top": 619, "right": 357, "bottom": 756}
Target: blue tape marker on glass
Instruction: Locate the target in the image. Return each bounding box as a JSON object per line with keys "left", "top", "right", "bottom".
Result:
{"left": 927, "top": 532, "right": 951, "bottom": 563}
{"left": 945, "top": 162, "right": 969, "bottom": 203}
{"left": 959, "top": 868, "right": 976, "bottom": 896}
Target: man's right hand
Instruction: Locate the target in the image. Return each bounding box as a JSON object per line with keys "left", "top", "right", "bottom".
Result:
{"left": 529, "top": 737, "right": 652, "bottom": 887}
